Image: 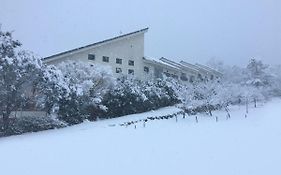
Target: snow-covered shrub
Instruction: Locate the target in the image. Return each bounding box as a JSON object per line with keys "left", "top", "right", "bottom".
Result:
{"left": 265, "top": 65, "right": 281, "bottom": 97}
{"left": 206, "top": 58, "right": 277, "bottom": 107}
{"left": 177, "top": 80, "right": 247, "bottom": 115}
{"left": 186, "top": 81, "right": 221, "bottom": 115}
{"left": 101, "top": 76, "right": 180, "bottom": 118}
{"left": 36, "top": 65, "right": 70, "bottom": 114}
{"left": 43, "top": 61, "right": 114, "bottom": 124}
{"left": 3, "top": 115, "right": 65, "bottom": 136}
{"left": 101, "top": 76, "right": 146, "bottom": 118}
{"left": 141, "top": 79, "right": 180, "bottom": 111}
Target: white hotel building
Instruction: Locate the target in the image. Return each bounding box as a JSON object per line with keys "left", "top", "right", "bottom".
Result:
{"left": 43, "top": 28, "right": 222, "bottom": 82}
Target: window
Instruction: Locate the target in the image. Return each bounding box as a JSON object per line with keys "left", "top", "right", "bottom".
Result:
{"left": 116, "top": 67, "right": 122, "bottom": 73}
{"left": 144, "top": 66, "right": 149, "bottom": 73}
{"left": 189, "top": 75, "right": 195, "bottom": 83}
{"left": 198, "top": 73, "right": 203, "bottom": 81}
{"left": 128, "top": 69, "right": 134, "bottom": 75}
{"left": 171, "top": 74, "right": 179, "bottom": 79}
{"left": 180, "top": 73, "right": 188, "bottom": 81}
{"left": 128, "top": 60, "right": 134, "bottom": 66}
{"left": 102, "top": 56, "right": 109, "bottom": 62}
{"left": 163, "top": 72, "right": 171, "bottom": 77}
{"left": 88, "top": 54, "right": 95, "bottom": 60}
{"left": 116, "top": 58, "right": 122, "bottom": 64}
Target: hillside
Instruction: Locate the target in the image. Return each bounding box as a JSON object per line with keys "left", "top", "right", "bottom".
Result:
{"left": 0, "top": 99, "right": 281, "bottom": 175}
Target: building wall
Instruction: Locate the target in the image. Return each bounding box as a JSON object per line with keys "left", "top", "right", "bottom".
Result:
{"left": 44, "top": 32, "right": 220, "bottom": 83}
{"left": 45, "top": 33, "right": 147, "bottom": 80}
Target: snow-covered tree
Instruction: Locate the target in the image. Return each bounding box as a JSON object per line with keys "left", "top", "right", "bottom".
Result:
{"left": 36, "top": 64, "right": 70, "bottom": 114}
{"left": 245, "top": 59, "right": 270, "bottom": 87}
{"left": 52, "top": 61, "right": 114, "bottom": 124}
{"left": 0, "top": 29, "right": 44, "bottom": 133}
{"left": 265, "top": 65, "right": 281, "bottom": 97}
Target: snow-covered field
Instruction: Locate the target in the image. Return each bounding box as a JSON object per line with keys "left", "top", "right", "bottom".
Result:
{"left": 1, "top": 99, "right": 281, "bottom": 175}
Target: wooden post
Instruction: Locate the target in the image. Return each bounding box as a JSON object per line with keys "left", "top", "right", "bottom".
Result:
{"left": 225, "top": 107, "right": 231, "bottom": 119}
{"left": 216, "top": 116, "right": 218, "bottom": 122}
{"left": 183, "top": 112, "right": 186, "bottom": 119}
{"left": 246, "top": 98, "right": 249, "bottom": 114}
{"left": 195, "top": 116, "right": 198, "bottom": 123}
{"left": 176, "top": 115, "right": 178, "bottom": 122}
{"left": 143, "top": 122, "right": 146, "bottom": 128}
{"left": 134, "top": 125, "right": 137, "bottom": 129}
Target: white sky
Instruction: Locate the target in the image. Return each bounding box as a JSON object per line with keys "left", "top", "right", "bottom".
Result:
{"left": 1, "top": 0, "right": 280, "bottom": 66}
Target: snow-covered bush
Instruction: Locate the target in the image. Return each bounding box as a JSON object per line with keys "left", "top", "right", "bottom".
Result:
{"left": 101, "top": 76, "right": 180, "bottom": 118}
{"left": 37, "top": 65, "right": 70, "bottom": 114}
{"left": 178, "top": 81, "right": 221, "bottom": 115}
{"left": 202, "top": 59, "right": 280, "bottom": 117}
{"left": 51, "top": 61, "right": 114, "bottom": 124}
{"left": 3, "top": 115, "right": 65, "bottom": 136}
{"left": 141, "top": 78, "right": 180, "bottom": 110}
{"left": 265, "top": 65, "right": 281, "bottom": 97}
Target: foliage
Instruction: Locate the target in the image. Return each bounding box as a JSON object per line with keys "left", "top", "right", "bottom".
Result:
{"left": 1, "top": 115, "right": 65, "bottom": 136}
{"left": 101, "top": 76, "right": 180, "bottom": 118}
{"left": 0, "top": 29, "right": 45, "bottom": 133}
{"left": 53, "top": 61, "right": 114, "bottom": 124}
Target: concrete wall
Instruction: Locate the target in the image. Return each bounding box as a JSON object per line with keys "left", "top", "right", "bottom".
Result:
{"left": 45, "top": 33, "right": 147, "bottom": 80}
{"left": 44, "top": 32, "right": 219, "bottom": 83}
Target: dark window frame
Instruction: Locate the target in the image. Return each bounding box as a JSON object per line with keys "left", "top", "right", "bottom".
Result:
{"left": 116, "top": 67, "right": 122, "bottom": 73}
{"left": 116, "top": 58, "right": 122, "bottom": 64}
{"left": 102, "top": 56, "right": 109, "bottom": 62}
{"left": 180, "top": 73, "right": 188, "bottom": 81}
{"left": 128, "top": 69, "right": 134, "bottom": 75}
{"left": 88, "top": 54, "right": 95, "bottom": 60}
{"left": 144, "top": 66, "right": 149, "bottom": 73}
{"left": 128, "top": 60, "right": 134, "bottom": 66}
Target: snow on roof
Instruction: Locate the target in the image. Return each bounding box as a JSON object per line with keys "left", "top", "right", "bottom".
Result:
{"left": 144, "top": 57, "right": 220, "bottom": 76}
{"left": 195, "top": 63, "right": 223, "bottom": 76}
{"left": 180, "top": 61, "right": 204, "bottom": 73}
{"left": 143, "top": 57, "right": 181, "bottom": 71}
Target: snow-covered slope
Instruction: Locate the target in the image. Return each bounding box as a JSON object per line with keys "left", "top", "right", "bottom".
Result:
{"left": 0, "top": 100, "right": 281, "bottom": 175}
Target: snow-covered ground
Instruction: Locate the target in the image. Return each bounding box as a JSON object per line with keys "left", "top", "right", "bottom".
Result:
{"left": 1, "top": 99, "right": 281, "bottom": 175}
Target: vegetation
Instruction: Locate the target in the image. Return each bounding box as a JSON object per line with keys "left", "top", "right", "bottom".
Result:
{"left": 1, "top": 28, "right": 281, "bottom": 137}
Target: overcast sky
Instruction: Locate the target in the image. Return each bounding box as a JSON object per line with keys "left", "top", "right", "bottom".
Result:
{"left": 1, "top": 0, "right": 280, "bottom": 66}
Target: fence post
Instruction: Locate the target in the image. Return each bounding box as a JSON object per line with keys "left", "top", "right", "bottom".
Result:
{"left": 246, "top": 98, "right": 249, "bottom": 114}
{"left": 216, "top": 116, "right": 218, "bottom": 122}
{"left": 176, "top": 115, "right": 178, "bottom": 122}
{"left": 195, "top": 116, "right": 198, "bottom": 123}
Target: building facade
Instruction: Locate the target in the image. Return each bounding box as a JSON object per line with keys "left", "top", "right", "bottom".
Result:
{"left": 43, "top": 28, "right": 222, "bottom": 82}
